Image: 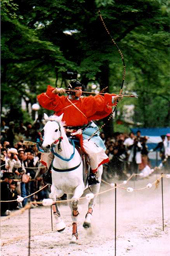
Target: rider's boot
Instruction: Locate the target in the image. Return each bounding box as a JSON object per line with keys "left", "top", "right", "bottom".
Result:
{"left": 87, "top": 170, "right": 99, "bottom": 185}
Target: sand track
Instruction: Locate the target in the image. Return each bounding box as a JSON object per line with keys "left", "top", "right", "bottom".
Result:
{"left": 1, "top": 174, "right": 170, "bottom": 256}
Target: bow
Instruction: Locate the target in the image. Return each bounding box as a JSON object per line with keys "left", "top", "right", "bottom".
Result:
{"left": 88, "top": 10, "right": 126, "bottom": 141}
{"left": 98, "top": 10, "right": 126, "bottom": 113}
{"left": 65, "top": 89, "right": 137, "bottom": 98}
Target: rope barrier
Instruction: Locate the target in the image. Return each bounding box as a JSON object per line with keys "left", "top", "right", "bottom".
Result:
{"left": 0, "top": 184, "right": 49, "bottom": 203}
{"left": 1, "top": 173, "right": 169, "bottom": 207}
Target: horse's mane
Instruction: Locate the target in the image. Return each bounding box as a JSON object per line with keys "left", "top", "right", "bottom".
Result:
{"left": 43, "top": 114, "right": 65, "bottom": 126}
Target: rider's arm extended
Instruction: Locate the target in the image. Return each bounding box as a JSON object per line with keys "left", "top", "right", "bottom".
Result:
{"left": 81, "top": 93, "right": 119, "bottom": 121}
{"left": 37, "top": 85, "right": 64, "bottom": 112}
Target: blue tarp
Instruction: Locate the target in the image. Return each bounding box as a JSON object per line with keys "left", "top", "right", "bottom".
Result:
{"left": 131, "top": 127, "right": 170, "bottom": 149}
{"left": 131, "top": 127, "right": 170, "bottom": 138}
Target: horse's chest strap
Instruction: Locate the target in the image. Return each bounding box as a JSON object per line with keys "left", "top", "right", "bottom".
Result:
{"left": 52, "top": 162, "right": 81, "bottom": 172}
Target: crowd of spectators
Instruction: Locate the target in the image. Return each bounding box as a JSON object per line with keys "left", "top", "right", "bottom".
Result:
{"left": 1, "top": 118, "right": 170, "bottom": 216}
{"left": 0, "top": 118, "right": 49, "bottom": 216}
{"left": 102, "top": 130, "right": 170, "bottom": 179}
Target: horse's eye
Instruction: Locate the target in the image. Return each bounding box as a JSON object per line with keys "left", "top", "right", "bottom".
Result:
{"left": 55, "top": 129, "right": 58, "bottom": 132}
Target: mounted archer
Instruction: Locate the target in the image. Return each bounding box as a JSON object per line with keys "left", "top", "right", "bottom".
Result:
{"left": 37, "top": 80, "right": 122, "bottom": 184}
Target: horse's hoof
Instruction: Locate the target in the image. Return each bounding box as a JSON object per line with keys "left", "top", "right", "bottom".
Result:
{"left": 83, "top": 221, "right": 91, "bottom": 229}
{"left": 57, "top": 228, "right": 65, "bottom": 232}
{"left": 83, "top": 213, "right": 92, "bottom": 228}
{"left": 70, "top": 234, "right": 78, "bottom": 244}
{"left": 56, "top": 221, "right": 66, "bottom": 232}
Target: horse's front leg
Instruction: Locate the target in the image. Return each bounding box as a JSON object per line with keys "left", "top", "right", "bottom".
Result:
{"left": 67, "top": 192, "right": 81, "bottom": 243}
{"left": 50, "top": 184, "right": 66, "bottom": 232}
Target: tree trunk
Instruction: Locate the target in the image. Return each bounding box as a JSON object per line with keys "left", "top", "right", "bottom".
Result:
{"left": 98, "top": 61, "right": 114, "bottom": 137}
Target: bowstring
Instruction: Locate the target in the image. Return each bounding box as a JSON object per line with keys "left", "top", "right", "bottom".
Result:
{"left": 88, "top": 10, "right": 126, "bottom": 141}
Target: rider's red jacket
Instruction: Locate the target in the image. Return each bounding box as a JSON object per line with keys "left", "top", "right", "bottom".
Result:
{"left": 37, "top": 85, "right": 117, "bottom": 127}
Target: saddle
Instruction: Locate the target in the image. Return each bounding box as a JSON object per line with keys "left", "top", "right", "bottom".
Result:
{"left": 67, "top": 129, "right": 99, "bottom": 186}
{"left": 66, "top": 130, "right": 90, "bottom": 186}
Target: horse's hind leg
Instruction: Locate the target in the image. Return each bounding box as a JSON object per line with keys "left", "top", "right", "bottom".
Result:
{"left": 67, "top": 194, "right": 79, "bottom": 242}
{"left": 83, "top": 166, "right": 103, "bottom": 229}
{"left": 50, "top": 185, "right": 66, "bottom": 232}
{"left": 83, "top": 183, "right": 100, "bottom": 228}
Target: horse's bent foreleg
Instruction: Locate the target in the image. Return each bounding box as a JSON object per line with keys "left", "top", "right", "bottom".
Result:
{"left": 72, "top": 183, "right": 84, "bottom": 202}
{"left": 67, "top": 194, "right": 79, "bottom": 242}
{"left": 50, "top": 184, "right": 66, "bottom": 232}
{"left": 52, "top": 203, "right": 66, "bottom": 232}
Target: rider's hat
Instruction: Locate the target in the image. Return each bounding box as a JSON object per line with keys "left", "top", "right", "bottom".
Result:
{"left": 68, "top": 80, "right": 82, "bottom": 89}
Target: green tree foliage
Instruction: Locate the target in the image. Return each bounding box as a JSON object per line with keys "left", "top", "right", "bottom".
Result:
{"left": 1, "top": 0, "right": 170, "bottom": 129}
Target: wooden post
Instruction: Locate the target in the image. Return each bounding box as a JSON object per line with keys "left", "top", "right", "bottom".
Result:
{"left": 51, "top": 205, "right": 53, "bottom": 231}
{"left": 115, "top": 183, "right": 117, "bottom": 256}
{"left": 28, "top": 203, "right": 31, "bottom": 256}
{"left": 161, "top": 173, "right": 165, "bottom": 231}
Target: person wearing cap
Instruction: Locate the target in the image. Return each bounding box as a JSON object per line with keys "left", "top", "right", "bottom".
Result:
{"left": 164, "top": 133, "right": 170, "bottom": 171}
{"left": 37, "top": 80, "right": 122, "bottom": 184}
{"left": 5, "top": 148, "right": 21, "bottom": 173}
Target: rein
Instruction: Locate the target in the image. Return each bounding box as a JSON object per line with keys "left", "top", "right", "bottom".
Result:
{"left": 51, "top": 139, "right": 76, "bottom": 162}
{"left": 53, "top": 136, "right": 63, "bottom": 145}
{"left": 52, "top": 162, "right": 81, "bottom": 172}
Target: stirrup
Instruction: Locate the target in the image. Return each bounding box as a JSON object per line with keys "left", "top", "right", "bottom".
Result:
{"left": 87, "top": 172, "right": 99, "bottom": 185}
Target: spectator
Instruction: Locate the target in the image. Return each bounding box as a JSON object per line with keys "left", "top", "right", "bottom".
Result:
{"left": 5, "top": 148, "right": 21, "bottom": 173}
{"left": 139, "top": 136, "right": 150, "bottom": 170}
{"left": 17, "top": 148, "right": 29, "bottom": 206}
{"left": 164, "top": 133, "right": 170, "bottom": 171}
{"left": 25, "top": 148, "right": 39, "bottom": 202}
{"left": 1, "top": 172, "right": 15, "bottom": 216}
{"left": 111, "top": 139, "right": 127, "bottom": 179}
{"left": 136, "top": 130, "right": 141, "bottom": 141}
{"left": 123, "top": 132, "right": 135, "bottom": 172}
{"left": 8, "top": 181, "right": 19, "bottom": 210}
{"left": 128, "top": 137, "right": 142, "bottom": 175}
{"left": 3, "top": 141, "right": 11, "bottom": 149}
{"left": 0, "top": 150, "right": 8, "bottom": 177}
{"left": 1, "top": 119, "right": 9, "bottom": 132}
{"left": 30, "top": 122, "right": 42, "bottom": 142}
{"left": 124, "top": 132, "right": 135, "bottom": 150}
{"left": 100, "top": 132, "right": 106, "bottom": 144}
{"left": 152, "top": 135, "right": 166, "bottom": 161}
{"left": 1, "top": 148, "right": 8, "bottom": 164}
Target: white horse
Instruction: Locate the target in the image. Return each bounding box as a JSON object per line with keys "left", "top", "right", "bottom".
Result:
{"left": 42, "top": 114, "right": 102, "bottom": 242}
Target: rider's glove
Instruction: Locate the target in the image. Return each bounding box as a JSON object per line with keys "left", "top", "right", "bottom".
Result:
{"left": 52, "top": 88, "right": 65, "bottom": 94}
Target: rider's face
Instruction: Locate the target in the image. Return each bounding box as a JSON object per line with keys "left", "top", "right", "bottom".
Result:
{"left": 71, "top": 86, "right": 82, "bottom": 99}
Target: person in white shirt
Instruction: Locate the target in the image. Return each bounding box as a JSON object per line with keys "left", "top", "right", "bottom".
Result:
{"left": 123, "top": 132, "right": 135, "bottom": 173}
{"left": 5, "top": 148, "right": 21, "bottom": 173}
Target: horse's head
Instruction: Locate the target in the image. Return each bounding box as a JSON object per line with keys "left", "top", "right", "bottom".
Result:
{"left": 42, "top": 114, "right": 64, "bottom": 149}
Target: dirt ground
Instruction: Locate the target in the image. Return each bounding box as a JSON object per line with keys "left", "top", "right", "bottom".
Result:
{"left": 1, "top": 172, "right": 170, "bottom": 256}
